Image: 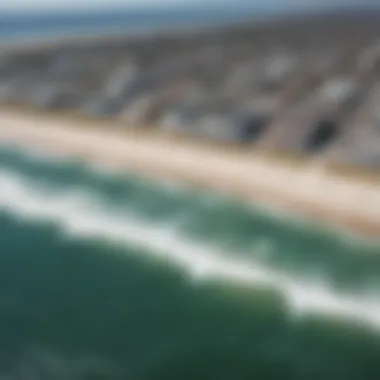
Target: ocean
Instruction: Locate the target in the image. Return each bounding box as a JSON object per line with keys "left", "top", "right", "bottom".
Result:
{"left": 1, "top": 7, "right": 380, "bottom": 378}
{"left": 0, "top": 4, "right": 339, "bottom": 42}
{"left": 0, "top": 7, "right": 264, "bottom": 42}
{"left": 0, "top": 143, "right": 379, "bottom": 379}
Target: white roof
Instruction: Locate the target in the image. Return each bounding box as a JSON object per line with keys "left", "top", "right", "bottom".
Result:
{"left": 318, "top": 78, "right": 357, "bottom": 104}
{"left": 264, "top": 53, "right": 297, "bottom": 81}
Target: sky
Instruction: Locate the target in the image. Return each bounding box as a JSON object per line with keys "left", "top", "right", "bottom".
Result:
{"left": 0, "top": 0, "right": 210, "bottom": 13}
{"left": 0, "top": 0, "right": 331, "bottom": 12}
{"left": 0, "top": 0, "right": 374, "bottom": 14}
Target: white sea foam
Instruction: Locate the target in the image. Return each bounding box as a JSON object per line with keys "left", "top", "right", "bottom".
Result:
{"left": 1, "top": 143, "right": 378, "bottom": 251}
{"left": 0, "top": 168, "right": 380, "bottom": 330}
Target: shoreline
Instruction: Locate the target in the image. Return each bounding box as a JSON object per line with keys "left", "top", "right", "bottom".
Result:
{"left": 0, "top": 109, "right": 379, "bottom": 243}
{"left": 0, "top": 5, "right": 337, "bottom": 52}
{"left": 0, "top": 11, "right": 268, "bottom": 53}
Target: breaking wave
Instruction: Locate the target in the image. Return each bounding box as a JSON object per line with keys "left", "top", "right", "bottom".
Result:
{"left": 0, "top": 149, "right": 379, "bottom": 331}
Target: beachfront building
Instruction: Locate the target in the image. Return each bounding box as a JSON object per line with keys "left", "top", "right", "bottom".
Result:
{"left": 1, "top": 11, "right": 380, "bottom": 169}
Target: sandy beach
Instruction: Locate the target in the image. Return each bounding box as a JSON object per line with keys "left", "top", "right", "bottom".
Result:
{"left": 0, "top": 108, "right": 379, "bottom": 242}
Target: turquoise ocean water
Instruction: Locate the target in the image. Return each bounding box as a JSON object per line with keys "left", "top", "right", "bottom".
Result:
{"left": 2, "top": 6, "right": 380, "bottom": 378}
{"left": 0, "top": 143, "right": 379, "bottom": 379}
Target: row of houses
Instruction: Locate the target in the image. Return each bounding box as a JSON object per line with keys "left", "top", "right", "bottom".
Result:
{"left": 1, "top": 12, "right": 380, "bottom": 167}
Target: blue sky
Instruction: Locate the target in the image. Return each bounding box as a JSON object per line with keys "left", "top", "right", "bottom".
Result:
{"left": 0, "top": 0, "right": 374, "bottom": 13}
{"left": 0, "top": 0, "right": 211, "bottom": 12}
{"left": 0, "top": 0, "right": 327, "bottom": 12}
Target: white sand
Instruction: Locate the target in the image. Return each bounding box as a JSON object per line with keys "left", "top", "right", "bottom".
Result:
{"left": 0, "top": 109, "right": 379, "bottom": 241}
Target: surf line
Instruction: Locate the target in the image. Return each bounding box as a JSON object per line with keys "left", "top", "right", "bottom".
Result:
{"left": 0, "top": 168, "right": 380, "bottom": 331}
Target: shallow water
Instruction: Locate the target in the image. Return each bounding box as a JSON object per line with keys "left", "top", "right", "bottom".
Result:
{"left": 0, "top": 145, "right": 379, "bottom": 379}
